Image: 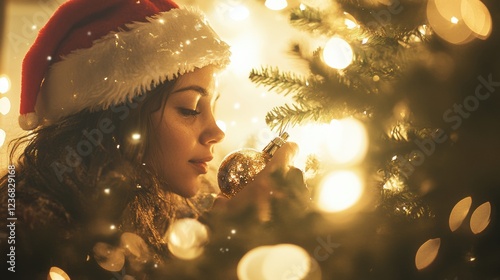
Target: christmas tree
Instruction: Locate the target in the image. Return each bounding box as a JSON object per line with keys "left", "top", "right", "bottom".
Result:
{"left": 242, "top": 0, "right": 500, "bottom": 279}
{"left": 167, "top": 0, "right": 500, "bottom": 279}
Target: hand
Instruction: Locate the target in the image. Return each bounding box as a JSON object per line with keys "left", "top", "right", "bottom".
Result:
{"left": 212, "top": 142, "right": 300, "bottom": 221}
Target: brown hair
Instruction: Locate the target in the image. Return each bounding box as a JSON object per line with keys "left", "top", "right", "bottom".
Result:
{"left": 1, "top": 78, "right": 181, "bottom": 256}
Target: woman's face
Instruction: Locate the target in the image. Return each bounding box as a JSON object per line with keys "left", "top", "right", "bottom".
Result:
{"left": 149, "top": 66, "right": 225, "bottom": 197}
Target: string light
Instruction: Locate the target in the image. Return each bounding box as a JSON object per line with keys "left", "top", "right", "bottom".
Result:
{"left": 322, "top": 37, "right": 353, "bottom": 70}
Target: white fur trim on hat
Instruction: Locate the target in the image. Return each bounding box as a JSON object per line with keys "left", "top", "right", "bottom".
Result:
{"left": 34, "top": 7, "right": 231, "bottom": 126}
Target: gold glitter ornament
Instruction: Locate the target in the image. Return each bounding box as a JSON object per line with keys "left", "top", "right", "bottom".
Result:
{"left": 218, "top": 132, "right": 289, "bottom": 198}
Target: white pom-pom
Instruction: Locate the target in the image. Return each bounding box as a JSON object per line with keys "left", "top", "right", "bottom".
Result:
{"left": 18, "top": 112, "right": 39, "bottom": 130}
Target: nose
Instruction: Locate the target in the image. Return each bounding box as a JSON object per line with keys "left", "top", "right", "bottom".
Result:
{"left": 201, "top": 116, "right": 225, "bottom": 145}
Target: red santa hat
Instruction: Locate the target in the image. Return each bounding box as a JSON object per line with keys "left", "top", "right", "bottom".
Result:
{"left": 19, "top": 0, "right": 231, "bottom": 130}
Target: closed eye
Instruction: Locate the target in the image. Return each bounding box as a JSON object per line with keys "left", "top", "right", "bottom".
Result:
{"left": 178, "top": 108, "right": 201, "bottom": 116}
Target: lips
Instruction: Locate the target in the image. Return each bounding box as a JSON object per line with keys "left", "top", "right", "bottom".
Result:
{"left": 189, "top": 157, "right": 213, "bottom": 174}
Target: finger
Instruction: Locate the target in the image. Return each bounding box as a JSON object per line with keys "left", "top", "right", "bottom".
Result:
{"left": 265, "top": 142, "right": 299, "bottom": 173}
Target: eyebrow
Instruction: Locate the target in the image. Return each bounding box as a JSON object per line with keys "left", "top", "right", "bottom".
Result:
{"left": 171, "top": 85, "right": 208, "bottom": 96}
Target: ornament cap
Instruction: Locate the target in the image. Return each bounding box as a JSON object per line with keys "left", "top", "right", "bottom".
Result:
{"left": 262, "top": 132, "right": 289, "bottom": 158}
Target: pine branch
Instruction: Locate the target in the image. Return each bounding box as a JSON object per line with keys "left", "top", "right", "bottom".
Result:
{"left": 249, "top": 66, "right": 320, "bottom": 97}
{"left": 379, "top": 189, "right": 434, "bottom": 220}
{"left": 395, "top": 26, "right": 432, "bottom": 46}
{"left": 265, "top": 103, "right": 320, "bottom": 131}
{"left": 265, "top": 101, "right": 357, "bottom": 131}
{"left": 289, "top": 6, "right": 336, "bottom": 36}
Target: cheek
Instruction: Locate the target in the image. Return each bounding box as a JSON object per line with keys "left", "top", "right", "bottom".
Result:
{"left": 154, "top": 117, "right": 195, "bottom": 165}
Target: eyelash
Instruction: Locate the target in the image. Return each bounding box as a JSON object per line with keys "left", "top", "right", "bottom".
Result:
{"left": 178, "top": 108, "right": 201, "bottom": 116}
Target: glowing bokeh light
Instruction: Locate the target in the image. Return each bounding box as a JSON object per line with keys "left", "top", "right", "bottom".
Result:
{"left": 461, "top": 0, "right": 492, "bottom": 39}
{"left": 290, "top": 119, "right": 368, "bottom": 171}
{"left": 448, "top": 196, "right": 472, "bottom": 232}
{"left": 237, "top": 246, "right": 273, "bottom": 280}
{"left": 0, "top": 129, "right": 5, "bottom": 148}
{"left": 229, "top": 5, "right": 250, "bottom": 21}
{"left": 120, "top": 232, "right": 150, "bottom": 262}
{"left": 427, "top": 0, "right": 491, "bottom": 44}
{"left": 265, "top": 0, "right": 288, "bottom": 10}
{"left": 237, "top": 244, "right": 312, "bottom": 280}
{"left": 131, "top": 133, "right": 141, "bottom": 140}
{"left": 262, "top": 244, "right": 311, "bottom": 280}
{"left": 0, "top": 75, "right": 11, "bottom": 94}
{"left": 93, "top": 242, "right": 125, "bottom": 272}
{"left": 322, "top": 37, "right": 353, "bottom": 70}
{"left": 434, "top": 0, "right": 461, "bottom": 23}
{"left": 315, "top": 170, "right": 364, "bottom": 212}
{"left": 289, "top": 124, "right": 329, "bottom": 171}
{"left": 165, "top": 218, "right": 209, "bottom": 260}
{"left": 470, "top": 201, "right": 491, "bottom": 234}
{"left": 415, "top": 238, "right": 441, "bottom": 270}
{"left": 0, "top": 97, "right": 11, "bottom": 115}
{"left": 48, "top": 267, "right": 70, "bottom": 280}
{"left": 327, "top": 118, "right": 368, "bottom": 164}
{"left": 427, "top": 0, "right": 473, "bottom": 44}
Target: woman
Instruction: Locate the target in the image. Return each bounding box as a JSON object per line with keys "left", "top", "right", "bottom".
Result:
{"left": 0, "top": 0, "right": 298, "bottom": 279}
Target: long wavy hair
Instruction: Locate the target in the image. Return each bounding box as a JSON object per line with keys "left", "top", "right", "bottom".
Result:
{"left": 1, "top": 79, "right": 183, "bottom": 256}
